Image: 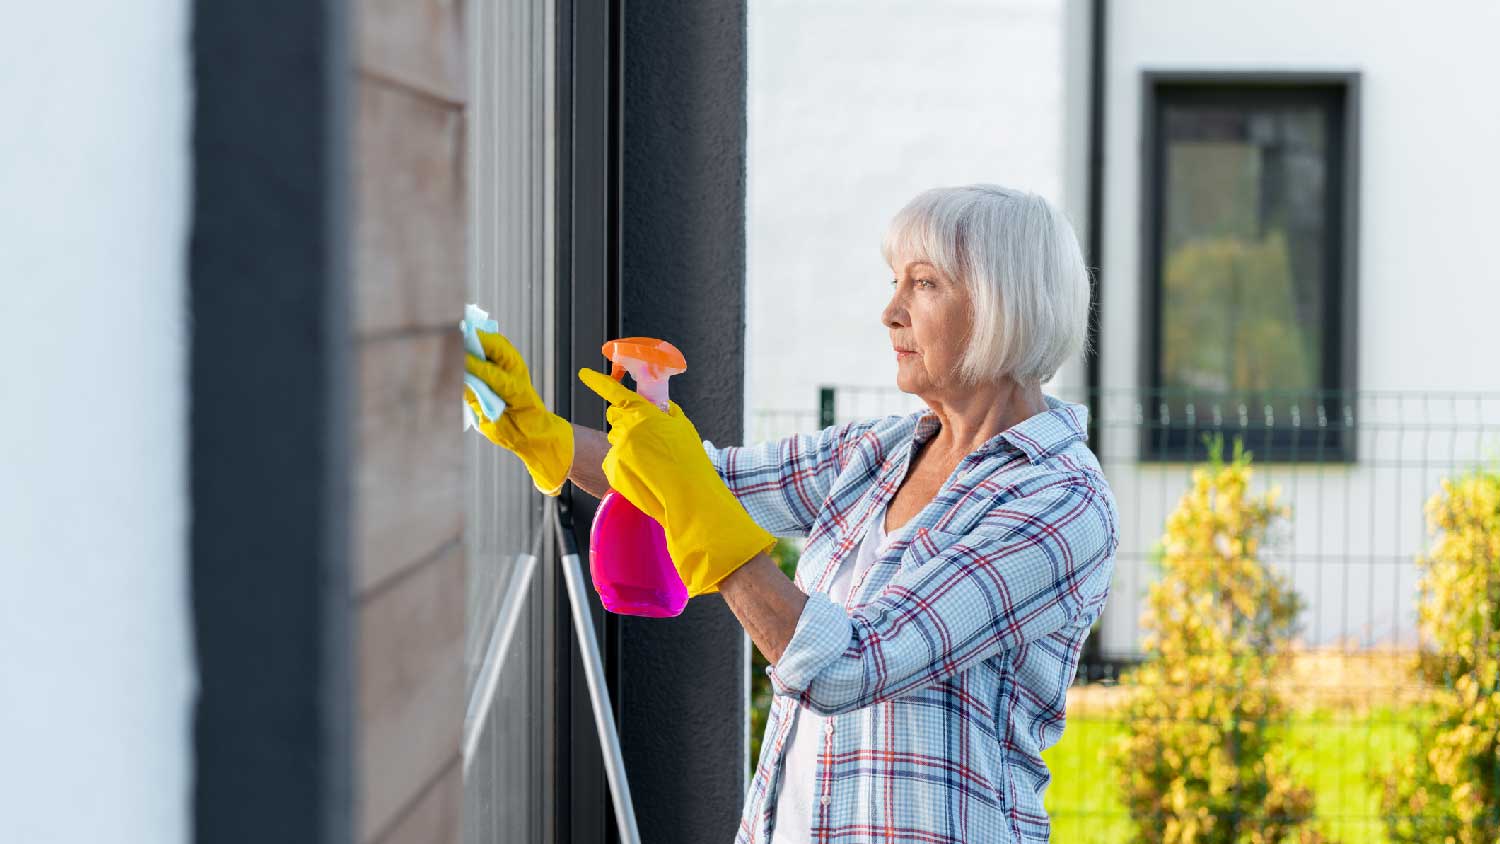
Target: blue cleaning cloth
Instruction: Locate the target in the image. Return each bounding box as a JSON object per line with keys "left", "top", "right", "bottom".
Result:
{"left": 461, "top": 304, "right": 508, "bottom": 430}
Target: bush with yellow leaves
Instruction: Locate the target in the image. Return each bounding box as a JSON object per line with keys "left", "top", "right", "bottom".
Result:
{"left": 1379, "top": 467, "right": 1500, "bottom": 843}
{"left": 1112, "top": 437, "right": 1326, "bottom": 844}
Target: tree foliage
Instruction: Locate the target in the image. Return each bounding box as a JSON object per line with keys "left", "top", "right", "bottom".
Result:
{"left": 1380, "top": 468, "right": 1500, "bottom": 843}
{"left": 1113, "top": 437, "right": 1325, "bottom": 844}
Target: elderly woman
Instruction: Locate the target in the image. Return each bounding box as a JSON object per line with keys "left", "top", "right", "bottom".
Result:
{"left": 465, "top": 184, "right": 1119, "bottom": 843}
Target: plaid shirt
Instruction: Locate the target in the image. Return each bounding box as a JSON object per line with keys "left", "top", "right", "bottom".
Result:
{"left": 706, "top": 396, "right": 1118, "bottom": 843}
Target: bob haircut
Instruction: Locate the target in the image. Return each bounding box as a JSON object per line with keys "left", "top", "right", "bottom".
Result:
{"left": 881, "top": 184, "right": 1091, "bottom": 387}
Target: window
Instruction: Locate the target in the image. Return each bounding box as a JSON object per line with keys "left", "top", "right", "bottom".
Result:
{"left": 463, "top": 0, "right": 556, "bottom": 840}
{"left": 1141, "top": 74, "right": 1359, "bottom": 462}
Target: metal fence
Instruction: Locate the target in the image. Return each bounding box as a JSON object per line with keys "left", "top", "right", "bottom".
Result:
{"left": 749, "top": 385, "right": 1500, "bottom": 843}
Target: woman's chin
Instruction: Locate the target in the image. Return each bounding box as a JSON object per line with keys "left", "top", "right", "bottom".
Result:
{"left": 893, "top": 372, "right": 924, "bottom": 396}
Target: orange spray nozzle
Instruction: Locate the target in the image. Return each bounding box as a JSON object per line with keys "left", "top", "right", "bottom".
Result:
{"left": 600, "top": 337, "right": 686, "bottom": 409}
{"left": 601, "top": 337, "right": 687, "bottom": 381}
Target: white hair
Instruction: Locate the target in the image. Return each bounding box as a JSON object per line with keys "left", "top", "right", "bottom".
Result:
{"left": 881, "top": 184, "right": 1092, "bottom": 387}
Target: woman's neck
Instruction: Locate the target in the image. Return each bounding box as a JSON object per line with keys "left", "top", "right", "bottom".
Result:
{"left": 922, "top": 377, "right": 1048, "bottom": 458}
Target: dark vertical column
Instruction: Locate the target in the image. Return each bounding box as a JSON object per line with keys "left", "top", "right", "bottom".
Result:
{"left": 617, "top": 2, "right": 750, "bottom": 842}
{"left": 189, "top": 1, "right": 352, "bottom": 841}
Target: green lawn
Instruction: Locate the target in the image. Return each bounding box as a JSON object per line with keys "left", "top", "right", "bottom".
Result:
{"left": 1041, "top": 706, "right": 1424, "bottom": 843}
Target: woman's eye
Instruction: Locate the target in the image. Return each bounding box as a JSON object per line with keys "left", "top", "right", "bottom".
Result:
{"left": 891, "top": 278, "right": 936, "bottom": 289}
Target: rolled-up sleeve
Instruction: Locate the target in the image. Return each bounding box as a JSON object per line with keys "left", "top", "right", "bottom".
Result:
{"left": 702, "top": 418, "right": 878, "bottom": 537}
{"left": 767, "top": 480, "right": 1118, "bottom": 716}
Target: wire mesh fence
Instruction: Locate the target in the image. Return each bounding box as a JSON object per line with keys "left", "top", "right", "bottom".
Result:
{"left": 749, "top": 384, "right": 1500, "bottom": 843}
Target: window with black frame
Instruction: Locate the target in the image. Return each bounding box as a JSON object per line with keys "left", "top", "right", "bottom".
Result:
{"left": 1141, "top": 75, "right": 1358, "bottom": 462}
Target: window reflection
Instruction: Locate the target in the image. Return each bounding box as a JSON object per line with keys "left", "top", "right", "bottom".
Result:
{"left": 1159, "top": 101, "right": 1329, "bottom": 394}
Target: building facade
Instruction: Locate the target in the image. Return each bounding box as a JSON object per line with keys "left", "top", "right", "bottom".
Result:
{"left": 746, "top": 0, "right": 1500, "bottom": 663}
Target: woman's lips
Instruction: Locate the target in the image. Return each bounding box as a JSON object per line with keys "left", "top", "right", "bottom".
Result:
{"left": 894, "top": 347, "right": 917, "bottom": 360}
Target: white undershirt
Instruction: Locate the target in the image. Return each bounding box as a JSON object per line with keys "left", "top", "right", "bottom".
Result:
{"left": 770, "top": 506, "right": 893, "bottom": 844}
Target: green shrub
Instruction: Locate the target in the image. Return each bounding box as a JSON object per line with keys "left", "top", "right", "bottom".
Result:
{"left": 1111, "top": 437, "right": 1326, "bottom": 844}
{"left": 1379, "top": 467, "right": 1500, "bottom": 843}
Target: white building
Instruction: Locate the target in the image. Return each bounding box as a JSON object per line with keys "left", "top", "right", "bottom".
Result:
{"left": 747, "top": 0, "right": 1500, "bottom": 661}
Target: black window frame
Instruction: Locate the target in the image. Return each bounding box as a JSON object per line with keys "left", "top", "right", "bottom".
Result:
{"left": 1139, "top": 71, "right": 1361, "bottom": 464}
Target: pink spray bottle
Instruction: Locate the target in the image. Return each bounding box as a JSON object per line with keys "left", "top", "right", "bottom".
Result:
{"left": 588, "top": 337, "right": 690, "bottom": 618}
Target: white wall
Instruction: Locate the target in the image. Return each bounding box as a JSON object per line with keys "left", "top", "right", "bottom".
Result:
{"left": 747, "top": 0, "right": 1079, "bottom": 435}
{"left": 0, "top": 2, "right": 193, "bottom": 842}
{"left": 1092, "top": 0, "right": 1500, "bottom": 658}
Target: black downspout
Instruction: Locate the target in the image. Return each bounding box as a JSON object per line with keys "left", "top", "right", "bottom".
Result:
{"left": 1085, "top": 0, "right": 1107, "bottom": 448}
{"left": 1080, "top": 0, "right": 1108, "bottom": 677}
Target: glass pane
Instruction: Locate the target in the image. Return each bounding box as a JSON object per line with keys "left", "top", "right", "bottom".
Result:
{"left": 1158, "top": 98, "right": 1330, "bottom": 396}
{"left": 464, "top": 0, "right": 553, "bottom": 841}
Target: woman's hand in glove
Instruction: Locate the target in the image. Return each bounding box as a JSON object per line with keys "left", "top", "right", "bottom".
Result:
{"left": 577, "top": 367, "right": 775, "bottom": 596}
{"left": 464, "top": 330, "right": 574, "bottom": 495}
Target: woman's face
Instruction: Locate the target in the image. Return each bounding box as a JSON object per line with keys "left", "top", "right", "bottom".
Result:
{"left": 882, "top": 256, "right": 973, "bottom": 397}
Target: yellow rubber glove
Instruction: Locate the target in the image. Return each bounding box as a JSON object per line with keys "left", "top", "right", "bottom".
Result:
{"left": 578, "top": 367, "right": 775, "bottom": 597}
{"left": 464, "top": 330, "right": 574, "bottom": 496}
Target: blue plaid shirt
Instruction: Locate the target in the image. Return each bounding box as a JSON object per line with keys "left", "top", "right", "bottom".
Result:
{"left": 706, "top": 396, "right": 1118, "bottom": 843}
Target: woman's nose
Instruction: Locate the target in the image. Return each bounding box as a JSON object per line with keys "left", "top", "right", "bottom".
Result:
{"left": 882, "top": 292, "right": 910, "bottom": 328}
{"left": 881, "top": 297, "right": 905, "bottom": 328}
